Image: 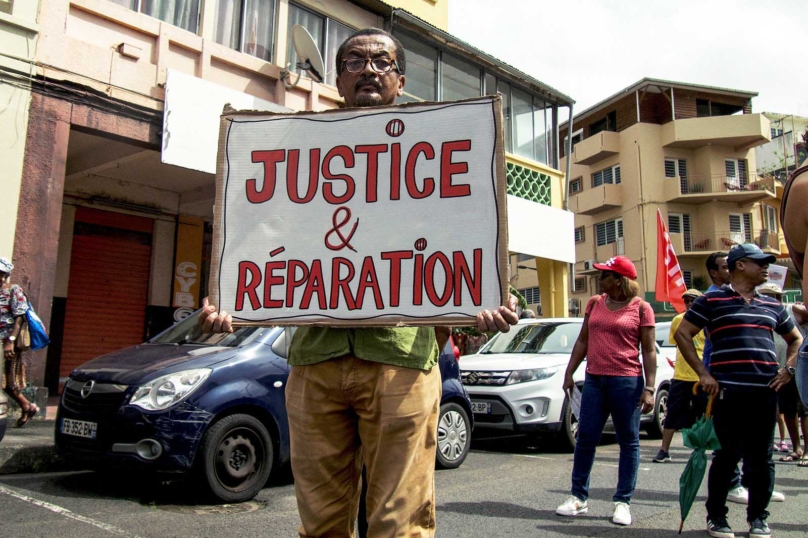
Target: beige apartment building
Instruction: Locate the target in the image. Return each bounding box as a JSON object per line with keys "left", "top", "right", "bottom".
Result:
{"left": 559, "top": 78, "right": 790, "bottom": 317}
{"left": 2, "top": 0, "right": 574, "bottom": 393}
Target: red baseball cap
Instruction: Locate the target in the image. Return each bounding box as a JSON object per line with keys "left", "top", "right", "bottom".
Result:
{"left": 593, "top": 256, "right": 637, "bottom": 280}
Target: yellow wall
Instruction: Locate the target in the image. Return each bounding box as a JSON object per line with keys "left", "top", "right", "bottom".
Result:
{"left": 0, "top": 2, "right": 39, "bottom": 258}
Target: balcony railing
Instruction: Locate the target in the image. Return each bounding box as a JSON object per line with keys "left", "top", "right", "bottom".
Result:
{"left": 674, "top": 230, "right": 780, "bottom": 255}
{"left": 664, "top": 174, "right": 776, "bottom": 204}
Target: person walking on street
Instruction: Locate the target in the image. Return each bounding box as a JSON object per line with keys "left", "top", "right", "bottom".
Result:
{"left": 199, "top": 28, "right": 519, "bottom": 538}
{"left": 0, "top": 257, "right": 39, "bottom": 427}
{"left": 556, "top": 256, "right": 656, "bottom": 526}
{"left": 674, "top": 244, "right": 803, "bottom": 538}
{"left": 653, "top": 289, "right": 705, "bottom": 463}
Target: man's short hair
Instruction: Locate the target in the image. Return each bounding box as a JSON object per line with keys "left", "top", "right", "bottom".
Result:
{"left": 706, "top": 251, "right": 728, "bottom": 273}
{"left": 335, "top": 28, "right": 407, "bottom": 76}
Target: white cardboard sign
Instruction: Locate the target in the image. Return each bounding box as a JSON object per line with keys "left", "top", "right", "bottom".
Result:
{"left": 210, "top": 97, "right": 508, "bottom": 326}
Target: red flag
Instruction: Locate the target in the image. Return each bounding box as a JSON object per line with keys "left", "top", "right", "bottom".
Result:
{"left": 655, "top": 209, "right": 687, "bottom": 313}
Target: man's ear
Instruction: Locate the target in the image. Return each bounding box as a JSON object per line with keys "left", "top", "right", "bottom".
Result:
{"left": 396, "top": 74, "right": 406, "bottom": 97}
{"left": 336, "top": 73, "right": 345, "bottom": 98}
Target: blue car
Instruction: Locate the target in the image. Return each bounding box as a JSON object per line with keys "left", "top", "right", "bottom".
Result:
{"left": 55, "top": 314, "right": 472, "bottom": 503}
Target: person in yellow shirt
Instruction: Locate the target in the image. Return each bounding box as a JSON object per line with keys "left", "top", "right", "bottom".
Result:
{"left": 653, "top": 289, "right": 705, "bottom": 462}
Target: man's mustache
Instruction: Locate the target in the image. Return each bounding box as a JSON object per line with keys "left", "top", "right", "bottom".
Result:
{"left": 355, "top": 78, "right": 382, "bottom": 90}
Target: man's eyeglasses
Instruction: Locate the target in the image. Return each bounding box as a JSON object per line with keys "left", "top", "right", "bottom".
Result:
{"left": 341, "top": 57, "right": 399, "bottom": 74}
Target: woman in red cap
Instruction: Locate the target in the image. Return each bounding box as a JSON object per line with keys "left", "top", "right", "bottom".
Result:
{"left": 555, "top": 255, "right": 656, "bottom": 526}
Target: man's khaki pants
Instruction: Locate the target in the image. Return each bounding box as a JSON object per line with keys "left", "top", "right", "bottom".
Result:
{"left": 286, "top": 355, "right": 441, "bottom": 538}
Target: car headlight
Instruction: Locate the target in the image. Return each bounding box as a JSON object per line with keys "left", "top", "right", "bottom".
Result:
{"left": 505, "top": 367, "right": 558, "bottom": 385}
{"left": 129, "top": 368, "right": 211, "bottom": 411}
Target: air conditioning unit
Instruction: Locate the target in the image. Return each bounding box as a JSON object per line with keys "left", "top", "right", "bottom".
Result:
{"left": 583, "top": 259, "right": 598, "bottom": 271}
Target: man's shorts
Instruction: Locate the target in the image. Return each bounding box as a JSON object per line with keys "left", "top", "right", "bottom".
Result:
{"left": 663, "top": 379, "right": 708, "bottom": 431}
{"left": 778, "top": 378, "right": 807, "bottom": 418}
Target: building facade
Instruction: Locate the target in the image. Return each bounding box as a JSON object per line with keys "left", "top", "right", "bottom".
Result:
{"left": 561, "top": 79, "right": 782, "bottom": 317}
{"left": 756, "top": 112, "right": 808, "bottom": 180}
{"left": 3, "top": 0, "right": 574, "bottom": 393}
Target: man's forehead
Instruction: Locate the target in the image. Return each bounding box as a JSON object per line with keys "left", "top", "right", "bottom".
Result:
{"left": 344, "top": 35, "right": 396, "bottom": 57}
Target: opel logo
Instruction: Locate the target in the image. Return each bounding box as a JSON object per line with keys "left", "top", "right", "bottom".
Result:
{"left": 80, "top": 380, "right": 95, "bottom": 399}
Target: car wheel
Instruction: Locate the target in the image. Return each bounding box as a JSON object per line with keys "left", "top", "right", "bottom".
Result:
{"left": 436, "top": 403, "right": 470, "bottom": 469}
{"left": 644, "top": 387, "right": 668, "bottom": 439}
{"left": 559, "top": 399, "right": 578, "bottom": 451}
{"left": 197, "top": 413, "right": 274, "bottom": 503}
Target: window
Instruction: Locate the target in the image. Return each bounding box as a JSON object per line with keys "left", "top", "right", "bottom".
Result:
{"left": 288, "top": 4, "right": 353, "bottom": 87}
{"left": 725, "top": 159, "right": 748, "bottom": 189}
{"left": 665, "top": 158, "right": 688, "bottom": 194}
{"left": 574, "top": 226, "right": 585, "bottom": 243}
{"left": 396, "top": 32, "right": 437, "bottom": 102}
{"left": 595, "top": 218, "right": 623, "bottom": 247}
{"left": 110, "top": 0, "right": 200, "bottom": 33}
{"left": 668, "top": 213, "right": 692, "bottom": 251}
{"left": 592, "top": 165, "right": 621, "bottom": 187}
{"left": 573, "top": 276, "right": 586, "bottom": 293}
{"left": 764, "top": 205, "right": 778, "bottom": 233}
{"left": 570, "top": 177, "right": 583, "bottom": 194}
{"left": 519, "top": 287, "right": 541, "bottom": 305}
{"left": 697, "top": 98, "right": 744, "bottom": 117}
{"left": 771, "top": 127, "right": 784, "bottom": 138}
{"left": 729, "top": 213, "right": 752, "bottom": 243}
{"left": 214, "top": 0, "right": 276, "bottom": 62}
{"left": 441, "top": 52, "right": 480, "bottom": 101}
{"left": 589, "top": 110, "right": 617, "bottom": 135}
{"left": 683, "top": 270, "right": 693, "bottom": 289}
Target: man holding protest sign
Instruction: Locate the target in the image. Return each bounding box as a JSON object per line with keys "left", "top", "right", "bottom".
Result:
{"left": 201, "top": 28, "right": 518, "bottom": 538}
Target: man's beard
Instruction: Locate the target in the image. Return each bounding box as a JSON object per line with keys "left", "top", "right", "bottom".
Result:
{"left": 354, "top": 93, "right": 383, "bottom": 107}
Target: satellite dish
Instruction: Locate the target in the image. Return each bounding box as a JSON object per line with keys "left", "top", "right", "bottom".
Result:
{"left": 282, "top": 25, "right": 325, "bottom": 89}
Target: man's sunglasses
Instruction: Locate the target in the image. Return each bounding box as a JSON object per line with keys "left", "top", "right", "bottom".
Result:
{"left": 341, "top": 57, "right": 400, "bottom": 74}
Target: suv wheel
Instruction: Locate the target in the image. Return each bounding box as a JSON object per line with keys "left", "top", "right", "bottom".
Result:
{"left": 197, "top": 413, "right": 274, "bottom": 503}
{"left": 644, "top": 387, "right": 668, "bottom": 439}
{"left": 559, "top": 399, "right": 578, "bottom": 451}
{"left": 436, "top": 402, "right": 470, "bottom": 469}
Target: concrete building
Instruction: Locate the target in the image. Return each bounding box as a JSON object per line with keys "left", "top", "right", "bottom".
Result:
{"left": 560, "top": 79, "right": 782, "bottom": 317}
{"left": 2, "top": 0, "right": 574, "bottom": 394}
{"left": 756, "top": 112, "right": 808, "bottom": 180}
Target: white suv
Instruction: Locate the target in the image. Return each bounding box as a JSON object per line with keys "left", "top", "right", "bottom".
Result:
{"left": 460, "top": 318, "right": 673, "bottom": 449}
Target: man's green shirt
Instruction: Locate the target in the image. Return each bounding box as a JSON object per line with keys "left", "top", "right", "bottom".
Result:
{"left": 288, "top": 326, "right": 440, "bottom": 371}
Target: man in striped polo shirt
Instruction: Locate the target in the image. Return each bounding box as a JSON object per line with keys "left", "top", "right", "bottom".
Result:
{"left": 674, "top": 243, "right": 803, "bottom": 538}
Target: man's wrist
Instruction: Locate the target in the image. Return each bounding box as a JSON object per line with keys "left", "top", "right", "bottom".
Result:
{"left": 783, "top": 365, "right": 796, "bottom": 377}
{"left": 643, "top": 386, "right": 655, "bottom": 395}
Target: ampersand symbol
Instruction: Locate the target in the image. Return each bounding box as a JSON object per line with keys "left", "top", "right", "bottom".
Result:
{"left": 324, "top": 206, "right": 359, "bottom": 252}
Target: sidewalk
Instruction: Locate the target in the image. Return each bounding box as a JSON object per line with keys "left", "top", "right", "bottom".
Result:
{"left": 0, "top": 399, "right": 73, "bottom": 475}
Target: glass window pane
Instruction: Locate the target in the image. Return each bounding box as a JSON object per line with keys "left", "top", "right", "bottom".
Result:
{"left": 512, "top": 87, "right": 534, "bottom": 160}
{"left": 484, "top": 73, "right": 496, "bottom": 96}
{"left": 394, "top": 31, "right": 436, "bottom": 103}
{"left": 109, "top": 0, "right": 137, "bottom": 9}
{"left": 214, "top": 0, "right": 242, "bottom": 51}
{"left": 533, "top": 97, "right": 547, "bottom": 165}
{"left": 242, "top": 0, "right": 275, "bottom": 62}
{"left": 324, "top": 19, "right": 353, "bottom": 87}
{"left": 141, "top": 0, "right": 200, "bottom": 33}
{"left": 441, "top": 52, "right": 480, "bottom": 101}
{"left": 499, "top": 80, "right": 511, "bottom": 153}
{"left": 288, "top": 4, "right": 324, "bottom": 79}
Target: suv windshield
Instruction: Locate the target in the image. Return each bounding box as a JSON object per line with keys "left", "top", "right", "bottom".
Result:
{"left": 151, "top": 310, "right": 270, "bottom": 347}
{"left": 479, "top": 322, "right": 581, "bottom": 354}
{"left": 656, "top": 323, "right": 674, "bottom": 348}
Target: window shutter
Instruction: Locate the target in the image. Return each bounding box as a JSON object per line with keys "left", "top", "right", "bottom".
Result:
{"left": 603, "top": 167, "right": 613, "bottom": 184}
{"left": 683, "top": 214, "right": 692, "bottom": 250}
{"left": 678, "top": 159, "right": 687, "bottom": 179}
{"left": 683, "top": 270, "right": 693, "bottom": 289}
{"left": 574, "top": 227, "right": 585, "bottom": 243}
{"left": 725, "top": 160, "right": 737, "bottom": 179}
{"left": 738, "top": 160, "right": 748, "bottom": 187}
{"left": 743, "top": 214, "right": 752, "bottom": 242}
{"left": 665, "top": 160, "right": 676, "bottom": 178}
{"left": 617, "top": 219, "right": 623, "bottom": 238}
{"left": 729, "top": 214, "right": 742, "bottom": 232}
{"left": 605, "top": 221, "right": 616, "bottom": 244}
{"left": 592, "top": 171, "right": 603, "bottom": 187}
{"left": 614, "top": 165, "right": 621, "bottom": 184}
{"left": 596, "top": 223, "right": 607, "bottom": 246}
{"left": 668, "top": 214, "right": 682, "bottom": 234}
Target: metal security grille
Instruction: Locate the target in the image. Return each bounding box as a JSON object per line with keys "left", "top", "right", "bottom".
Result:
{"left": 518, "top": 286, "right": 541, "bottom": 305}
{"left": 506, "top": 161, "right": 552, "bottom": 205}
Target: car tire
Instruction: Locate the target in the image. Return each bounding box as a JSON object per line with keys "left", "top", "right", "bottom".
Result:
{"left": 197, "top": 413, "right": 274, "bottom": 503}
{"left": 558, "top": 398, "right": 578, "bottom": 452}
{"left": 436, "top": 402, "right": 470, "bottom": 469}
{"left": 644, "top": 387, "right": 668, "bottom": 439}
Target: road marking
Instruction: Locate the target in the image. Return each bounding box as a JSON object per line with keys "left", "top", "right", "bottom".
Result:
{"left": 0, "top": 485, "right": 142, "bottom": 538}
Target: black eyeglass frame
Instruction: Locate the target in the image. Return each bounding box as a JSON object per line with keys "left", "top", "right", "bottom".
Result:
{"left": 340, "top": 57, "right": 400, "bottom": 75}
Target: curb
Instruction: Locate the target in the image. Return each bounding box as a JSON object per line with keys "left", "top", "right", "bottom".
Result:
{"left": 0, "top": 419, "right": 77, "bottom": 475}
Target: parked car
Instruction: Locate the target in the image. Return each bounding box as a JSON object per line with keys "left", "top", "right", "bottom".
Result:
{"left": 460, "top": 318, "right": 674, "bottom": 450}
{"left": 56, "top": 314, "right": 473, "bottom": 502}
{"left": 655, "top": 321, "right": 677, "bottom": 368}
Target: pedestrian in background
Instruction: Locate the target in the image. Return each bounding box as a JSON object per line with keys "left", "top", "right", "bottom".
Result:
{"left": 0, "top": 257, "right": 39, "bottom": 427}
{"left": 675, "top": 244, "right": 802, "bottom": 538}
{"left": 556, "top": 255, "right": 656, "bottom": 527}
{"left": 653, "top": 288, "right": 705, "bottom": 463}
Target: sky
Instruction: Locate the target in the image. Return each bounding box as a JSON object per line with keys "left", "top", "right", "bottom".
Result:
{"left": 448, "top": 0, "right": 807, "bottom": 119}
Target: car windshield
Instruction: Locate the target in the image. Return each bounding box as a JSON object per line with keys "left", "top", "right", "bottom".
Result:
{"left": 656, "top": 324, "right": 674, "bottom": 348}
{"left": 479, "top": 322, "right": 581, "bottom": 354}
{"left": 150, "top": 310, "right": 271, "bottom": 347}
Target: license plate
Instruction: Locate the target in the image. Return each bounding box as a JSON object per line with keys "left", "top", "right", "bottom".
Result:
{"left": 61, "top": 418, "right": 97, "bottom": 439}
{"left": 471, "top": 401, "right": 492, "bottom": 414}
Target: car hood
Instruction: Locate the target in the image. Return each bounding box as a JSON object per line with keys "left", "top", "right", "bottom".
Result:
{"left": 460, "top": 352, "right": 572, "bottom": 372}
{"left": 69, "top": 344, "right": 240, "bottom": 385}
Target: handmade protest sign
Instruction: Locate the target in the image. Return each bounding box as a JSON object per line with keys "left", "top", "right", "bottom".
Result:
{"left": 210, "top": 96, "right": 508, "bottom": 326}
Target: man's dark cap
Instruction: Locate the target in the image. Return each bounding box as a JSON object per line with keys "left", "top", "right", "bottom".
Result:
{"left": 726, "top": 243, "right": 776, "bottom": 266}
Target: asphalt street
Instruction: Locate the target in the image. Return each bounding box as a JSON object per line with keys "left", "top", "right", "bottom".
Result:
{"left": 1, "top": 432, "right": 807, "bottom": 537}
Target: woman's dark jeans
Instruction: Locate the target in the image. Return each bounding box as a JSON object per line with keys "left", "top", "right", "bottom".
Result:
{"left": 570, "top": 373, "right": 644, "bottom": 504}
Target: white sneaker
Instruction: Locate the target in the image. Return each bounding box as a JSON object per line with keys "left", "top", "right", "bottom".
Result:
{"left": 556, "top": 495, "right": 588, "bottom": 516}
{"left": 770, "top": 489, "right": 785, "bottom": 502}
{"left": 612, "top": 502, "right": 632, "bottom": 525}
{"left": 727, "top": 486, "right": 748, "bottom": 504}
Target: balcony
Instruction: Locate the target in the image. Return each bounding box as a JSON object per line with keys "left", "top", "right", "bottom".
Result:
{"left": 663, "top": 174, "right": 775, "bottom": 204}
{"left": 661, "top": 114, "right": 770, "bottom": 150}
{"left": 569, "top": 183, "right": 623, "bottom": 215}
{"left": 573, "top": 131, "right": 620, "bottom": 165}
{"left": 674, "top": 230, "right": 780, "bottom": 257}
